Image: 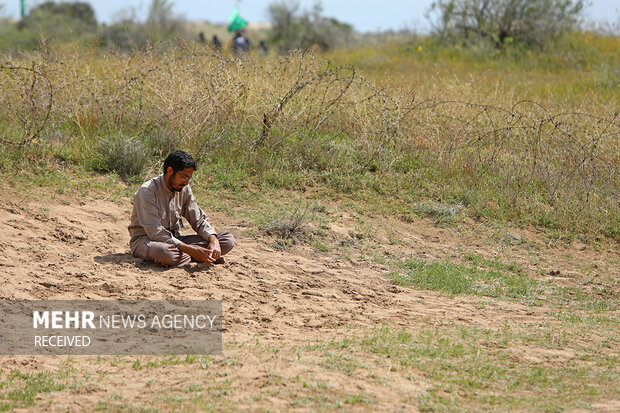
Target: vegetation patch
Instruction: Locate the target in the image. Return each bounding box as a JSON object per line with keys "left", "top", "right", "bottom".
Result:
{"left": 1, "top": 36, "right": 618, "bottom": 240}
{"left": 391, "top": 255, "right": 546, "bottom": 303}
{"left": 96, "top": 135, "right": 149, "bottom": 180}
{"left": 0, "top": 370, "right": 66, "bottom": 411}
{"left": 390, "top": 253, "right": 618, "bottom": 311}
{"left": 305, "top": 322, "right": 619, "bottom": 412}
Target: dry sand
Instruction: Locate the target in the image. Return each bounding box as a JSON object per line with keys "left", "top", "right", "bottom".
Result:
{"left": 0, "top": 189, "right": 617, "bottom": 411}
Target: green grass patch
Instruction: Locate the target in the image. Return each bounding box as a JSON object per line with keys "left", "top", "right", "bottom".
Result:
{"left": 0, "top": 370, "right": 66, "bottom": 411}
{"left": 390, "top": 253, "right": 618, "bottom": 311}
{"left": 391, "top": 256, "right": 546, "bottom": 303}
{"left": 305, "top": 322, "right": 619, "bottom": 412}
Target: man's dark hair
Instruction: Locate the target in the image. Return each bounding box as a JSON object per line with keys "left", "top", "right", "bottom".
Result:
{"left": 163, "top": 150, "right": 198, "bottom": 174}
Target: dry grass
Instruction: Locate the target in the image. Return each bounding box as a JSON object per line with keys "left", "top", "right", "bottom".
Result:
{"left": 0, "top": 36, "right": 618, "bottom": 238}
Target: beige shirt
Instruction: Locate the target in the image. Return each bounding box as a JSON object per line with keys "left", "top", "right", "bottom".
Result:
{"left": 128, "top": 174, "right": 216, "bottom": 253}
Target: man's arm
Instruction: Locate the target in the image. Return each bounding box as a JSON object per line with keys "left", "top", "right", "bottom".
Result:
{"left": 182, "top": 187, "right": 221, "bottom": 261}
{"left": 182, "top": 188, "right": 216, "bottom": 236}
{"left": 134, "top": 189, "right": 181, "bottom": 247}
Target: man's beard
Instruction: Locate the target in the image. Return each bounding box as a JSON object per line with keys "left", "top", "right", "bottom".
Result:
{"left": 171, "top": 172, "right": 185, "bottom": 192}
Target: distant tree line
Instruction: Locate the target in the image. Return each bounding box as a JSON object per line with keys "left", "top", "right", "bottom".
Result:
{"left": 267, "top": 1, "right": 353, "bottom": 52}
{"left": 429, "top": 0, "right": 586, "bottom": 48}
{"left": 0, "top": 0, "right": 354, "bottom": 53}
{"left": 0, "top": 0, "right": 187, "bottom": 51}
{"left": 0, "top": 0, "right": 593, "bottom": 53}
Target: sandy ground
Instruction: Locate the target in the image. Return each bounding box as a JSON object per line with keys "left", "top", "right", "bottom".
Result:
{"left": 0, "top": 189, "right": 617, "bottom": 411}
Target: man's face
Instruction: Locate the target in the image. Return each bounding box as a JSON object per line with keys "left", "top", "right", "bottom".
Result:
{"left": 166, "top": 167, "right": 194, "bottom": 192}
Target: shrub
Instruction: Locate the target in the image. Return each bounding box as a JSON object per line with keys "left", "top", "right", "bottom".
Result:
{"left": 145, "top": 128, "right": 179, "bottom": 157}
{"left": 19, "top": 1, "right": 98, "bottom": 41}
{"left": 429, "top": 0, "right": 585, "bottom": 48}
{"left": 99, "top": 0, "right": 187, "bottom": 50}
{"left": 267, "top": 0, "right": 353, "bottom": 52}
{"left": 262, "top": 203, "right": 311, "bottom": 239}
{"left": 0, "top": 46, "right": 617, "bottom": 239}
{"left": 97, "top": 135, "right": 149, "bottom": 179}
{"left": 99, "top": 21, "right": 151, "bottom": 50}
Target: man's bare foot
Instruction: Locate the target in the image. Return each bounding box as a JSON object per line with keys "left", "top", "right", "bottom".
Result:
{"left": 214, "top": 257, "right": 226, "bottom": 264}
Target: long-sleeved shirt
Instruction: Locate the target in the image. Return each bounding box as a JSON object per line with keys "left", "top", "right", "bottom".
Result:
{"left": 128, "top": 174, "right": 216, "bottom": 253}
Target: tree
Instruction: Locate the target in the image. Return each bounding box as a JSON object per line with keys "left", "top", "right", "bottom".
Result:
{"left": 20, "top": 1, "right": 98, "bottom": 38}
{"left": 267, "top": 0, "right": 353, "bottom": 52}
{"left": 145, "top": 0, "right": 184, "bottom": 40}
{"left": 429, "top": 0, "right": 585, "bottom": 47}
{"left": 101, "top": 0, "right": 186, "bottom": 49}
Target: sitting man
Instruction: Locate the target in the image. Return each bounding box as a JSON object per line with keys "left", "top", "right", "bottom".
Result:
{"left": 128, "top": 150, "right": 234, "bottom": 267}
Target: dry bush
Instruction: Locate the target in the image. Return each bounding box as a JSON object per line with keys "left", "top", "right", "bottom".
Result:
{"left": 0, "top": 63, "right": 53, "bottom": 147}
{"left": 97, "top": 134, "right": 149, "bottom": 179}
{"left": 0, "top": 45, "right": 617, "bottom": 236}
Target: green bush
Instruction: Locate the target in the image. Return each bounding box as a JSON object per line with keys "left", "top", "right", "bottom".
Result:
{"left": 429, "top": 0, "right": 585, "bottom": 48}
{"left": 19, "top": 1, "right": 98, "bottom": 41}
{"left": 97, "top": 135, "right": 149, "bottom": 179}
{"left": 267, "top": 1, "right": 353, "bottom": 52}
{"left": 99, "top": 22, "right": 151, "bottom": 50}
{"left": 0, "top": 19, "right": 40, "bottom": 51}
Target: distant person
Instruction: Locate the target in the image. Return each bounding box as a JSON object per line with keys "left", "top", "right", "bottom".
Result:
{"left": 227, "top": 8, "right": 250, "bottom": 55}
{"left": 198, "top": 31, "right": 206, "bottom": 44}
{"left": 231, "top": 29, "right": 250, "bottom": 54}
{"left": 258, "top": 40, "right": 269, "bottom": 57}
{"left": 128, "top": 150, "right": 235, "bottom": 267}
{"left": 212, "top": 35, "right": 222, "bottom": 52}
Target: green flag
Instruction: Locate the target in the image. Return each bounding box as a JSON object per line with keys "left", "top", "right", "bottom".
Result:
{"left": 227, "top": 9, "right": 248, "bottom": 32}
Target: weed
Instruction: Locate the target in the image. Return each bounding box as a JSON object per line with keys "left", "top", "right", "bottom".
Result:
{"left": 0, "top": 370, "right": 66, "bottom": 410}
{"left": 313, "top": 240, "right": 330, "bottom": 252}
{"left": 273, "top": 239, "right": 291, "bottom": 250}
{"left": 413, "top": 202, "right": 464, "bottom": 225}
{"left": 145, "top": 128, "right": 179, "bottom": 157}
{"left": 262, "top": 199, "right": 315, "bottom": 240}
{"left": 343, "top": 393, "right": 374, "bottom": 405}
{"left": 320, "top": 351, "right": 365, "bottom": 376}
{"left": 96, "top": 134, "right": 149, "bottom": 180}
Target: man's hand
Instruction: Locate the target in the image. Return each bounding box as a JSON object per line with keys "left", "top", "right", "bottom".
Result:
{"left": 207, "top": 235, "right": 221, "bottom": 261}
{"left": 178, "top": 243, "right": 216, "bottom": 263}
